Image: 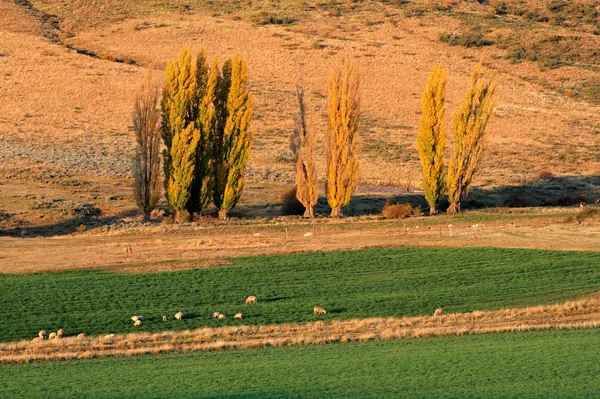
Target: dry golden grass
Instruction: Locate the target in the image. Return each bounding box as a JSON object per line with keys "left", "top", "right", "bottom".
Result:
{"left": 3, "top": 292, "right": 598, "bottom": 363}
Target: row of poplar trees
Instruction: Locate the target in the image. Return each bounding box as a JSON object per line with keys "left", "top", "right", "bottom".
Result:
{"left": 417, "top": 62, "right": 497, "bottom": 214}
{"left": 292, "top": 63, "right": 361, "bottom": 218}
{"left": 132, "top": 48, "right": 252, "bottom": 222}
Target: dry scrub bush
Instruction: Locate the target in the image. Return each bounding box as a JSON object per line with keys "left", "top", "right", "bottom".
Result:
{"left": 280, "top": 186, "right": 305, "bottom": 216}
{"left": 382, "top": 202, "right": 413, "bottom": 219}
{"left": 536, "top": 170, "right": 555, "bottom": 180}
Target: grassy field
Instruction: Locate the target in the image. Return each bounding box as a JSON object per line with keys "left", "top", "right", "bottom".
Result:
{"left": 1, "top": 329, "right": 599, "bottom": 398}
{"left": 1, "top": 247, "right": 599, "bottom": 342}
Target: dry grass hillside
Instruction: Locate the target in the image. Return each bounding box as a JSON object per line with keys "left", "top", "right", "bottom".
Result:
{"left": 1, "top": 0, "right": 600, "bottom": 231}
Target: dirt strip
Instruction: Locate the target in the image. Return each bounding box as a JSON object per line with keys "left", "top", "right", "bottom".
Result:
{"left": 2, "top": 294, "right": 599, "bottom": 363}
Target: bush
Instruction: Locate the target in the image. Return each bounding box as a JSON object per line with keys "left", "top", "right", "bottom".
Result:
{"left": 280, "top": 186, "right": 305, "bottom": 216}
{"left": 536, "top": 170, "right": 555, "bottom": 180}
{"left": 439, "top": 29, "right": 493, "bottom": 48}
{"left": 557, "top": 195, "right": 586, "bottom": 207}
{"left": 504, "top": 195, "right": 529, "bottom": 208}
{"left": 576, "top": 206, "right": 600, "bottom": 222}
{"left": 382, "top": 202, "right": 413, "bottom": 219}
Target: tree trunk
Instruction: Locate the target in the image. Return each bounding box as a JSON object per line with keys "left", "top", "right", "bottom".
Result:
{"left": 143, "top": 212, "right": 151, "bottom": 223}
{"left": 174, "top": 210, "right": 187, "bottom": 224}
{"left": 429, "top": 205, "right": 437, "bottom": 215}
{"left": 303, "top": 206, "right": 315, "bottom": 218}
{"left": 447, "top": 202, "right": 460, "bottom": 214}
{"left": 330, "top": 206, "right": 343, "bottom": 218}
{"left": 218, "top": 208, "right": 228, "bottom": 220}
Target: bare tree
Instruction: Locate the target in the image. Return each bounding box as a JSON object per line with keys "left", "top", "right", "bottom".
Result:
{"left": 132, "top": 74, "right": 162, "bottom": 221}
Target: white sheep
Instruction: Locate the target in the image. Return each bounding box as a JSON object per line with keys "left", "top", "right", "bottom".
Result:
{"left": 313, "top": 306, "right": 326, "bottom": 315}
{"left": 104, "top": 334, "right": 115, "bottom": 340}
{"left": 213, "top": 312, "right": 221, "bottom": 318}
{"left": 234, "top": 313, "right": 243, "bottom": 319}
{"left": 434, "top": 308, "right": 443, "bottom": 316}
{"left": 245, "top": 295, "right": 257, "bottom": 304}
{"left": 38, "top": 330, "right": 47, "bottom": 340}
{"left": 56, "top": 328, "right": 64, "bottom": 338}
{"left": 48, "top": 332, "right": 57, "bottom": 340}
{"left": 304, "top": 232, "right": 313, "bottom": 237}
{"left": 162, "top": 315, "right": 167, "bottom": 321}
{"left": 131, "top": 315, "right": 144, "bottom": 322}
{"left": 218, "top": 314, "right": 225, "bottom": 320}
{"left": 175, "top": 311, "right": 184, "bottom": 320}
{"left": 134, "top": 319, "right": 142, "bottom": 327}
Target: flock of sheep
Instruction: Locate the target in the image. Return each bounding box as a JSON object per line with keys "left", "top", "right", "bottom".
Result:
{"left": 33, "top": 294, "right": 444, "bottom": 341}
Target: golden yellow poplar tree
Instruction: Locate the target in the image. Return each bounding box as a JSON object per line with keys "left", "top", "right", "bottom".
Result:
{"left": 187, "top": 53, "right": 218, "bottom": 216}
{"left": 161, "top": 48, "right": 200, "bottom": 223}
{"left": 326, "top": 62, "right": 360, "bottom": 218}
{"left": 294, "top": 81, "right": 318, "bottom": 218}
{"left": 447, "top": 62, "right": 497, "bottom": 213}
{"left": 417, "top": 64, "right": 447, "bottom": 215}
{"left": 213, "top": 55, "right": 253, "bottom": 219}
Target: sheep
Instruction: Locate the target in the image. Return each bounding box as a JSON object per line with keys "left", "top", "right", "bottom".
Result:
{"left": 245, "top": 295, "right": 257, "bottom": 304}
{"left": 131, "top": 315, "right": 144, "bottom": 322}
{"left": 434, "top": 308, "right": 443, "bottom": 316}
{"left": 304, "top": 232, "right": 313, "bottom": 237}
{"left": 175, "top": 311, "right": 184, "bottom": 320}
{"left": 48, "top": 332, "right": 57, "bottom": 340}
{"left": 213, "top": 312, "right": 221, "bottom": 318}
{"left": 313, "top": 306, "right": 326, "bottom": 315}
{"left": 134, "top": 319, "right": 142, "bottom": 327}
{"left": 162, "top": 315, "right": 167, "bottom": 322}
{"left": 234, "top": 313, "right": 243, "bottom": 319}
{"left": 218, "top": 314, "right": 225, "bottom": 320}
{"left": 76, "top": 333, "right": 86, "bottom": 339}
{"left": 56, "top": 328, "right": 64, "bottom": 338}
{"left": 104, "top": 334, "right": 115, "bottom": 340}
{"left": 38, "top": 330, "right": 47, "bottom": 340}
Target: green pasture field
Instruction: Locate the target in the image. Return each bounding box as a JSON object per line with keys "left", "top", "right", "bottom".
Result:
{"left": 1, "top": 329, "right": 599, "bottom": 398}
{"left": 0, "top": 247, "right": 599, "bottom": 342}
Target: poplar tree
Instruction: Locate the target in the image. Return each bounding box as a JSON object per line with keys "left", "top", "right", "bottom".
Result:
{"left": 161, "top": 48, "right": 200, "bottom": 223}
{"left": 132, "top": 74, "right": 162, "bottom": 221}
{"left": 447, "top": 62, "right": 497, "bottom": 213}
{"left": 417, "top": 64, "right": 447, "bottom": 215}
{"left": 213, "top": 55, "right": 253, "bottom": 219}
{"left": 294, "top": 81, "right": 318, "bottom": 218}
{"left": 326, "top": 62, "right": 360, "bottom": 218}
{"left": 186, "top": 54, "right": 218, "bottom": 216}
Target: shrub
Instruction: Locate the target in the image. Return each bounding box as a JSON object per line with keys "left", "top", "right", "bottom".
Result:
{"left": 536, "top": 170, "right": 555, "bottom": 180}
{"left": 504, "top": 194, "right": 529, "bottom": 208}
{"left": 280, "top": 186, "right": 305, "bottom": 216}
{"left": 382, "top": 202, "right": 413, "bottom": 219}
{"left": 576, "top": 206, "right": 600, "bottom": 222}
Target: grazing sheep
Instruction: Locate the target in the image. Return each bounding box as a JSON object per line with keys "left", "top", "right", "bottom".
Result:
{"left": 76, "top": 333, "right": 86, "bottom": 339}
{"left": 104, "top": 334, "right": 115, "bottom": 340}
{"left": 38, "top": 330, "right": 47, "bottom": 340}
{"left": 162, "top": 315, "right": 167, "bottom": 322}
{"left": 131, "top": 315, "right": 144, "bottom": 322}
{"left": 48, "top": 332, "right": 57, "bottom": 340}
{"left": 304, "top": 232, "right": 313, "bottom": 237}
{"left": 213, "top": 312, "right": 221, "bottom": 318}
{"left": 175, "top": 311, "right": 183, "bottom": 320}
{"left": 234, "top": 313, "right": 243, "bottom": 319}
{"left": 245, "top": 295, "right": 257, "bottom": 304}
{"left": 313, "top": 306, "right": 326, "bottom": 315}
{"left": 56, "top": 328, "right": 64, "bottom": 338}
{"left": 134, "top": 319, "right": 142, "bottom": 327}
{"left": 218, "top": 314, "right": 225, "bottom": 320}
{"left": 434, "top": 308, "right": 443, "bottom": 316}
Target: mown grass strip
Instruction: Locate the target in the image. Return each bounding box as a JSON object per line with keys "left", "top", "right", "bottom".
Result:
{"left": 0, "top": 247, "right": 599, "bottom": 342}
{"left": 1, "top": 329, "right": 599, "bottom": 398}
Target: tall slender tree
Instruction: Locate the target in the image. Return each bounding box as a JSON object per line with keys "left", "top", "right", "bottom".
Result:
{"left": 326, "top": 62, "right": 360, "bottom": 218}
{"left": 161, "top": 48, "right": 200, "bottom": 223}
{"left": 213, "top": 55, "right": 253, "bottom": 219}
{"left": 447, "top": 62, "right": 497, "bottom": 213}
{"left": 294, "top": 81, "right": 318, "bottom": 218}
{"left": 417, "top": 64, "right": 447, "bottom": 215}
{"left": 186, "top": 54, "right": 218, "bottom": 216}
{"left": 132, "top": 74, "right": 162, "bottom": 221}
